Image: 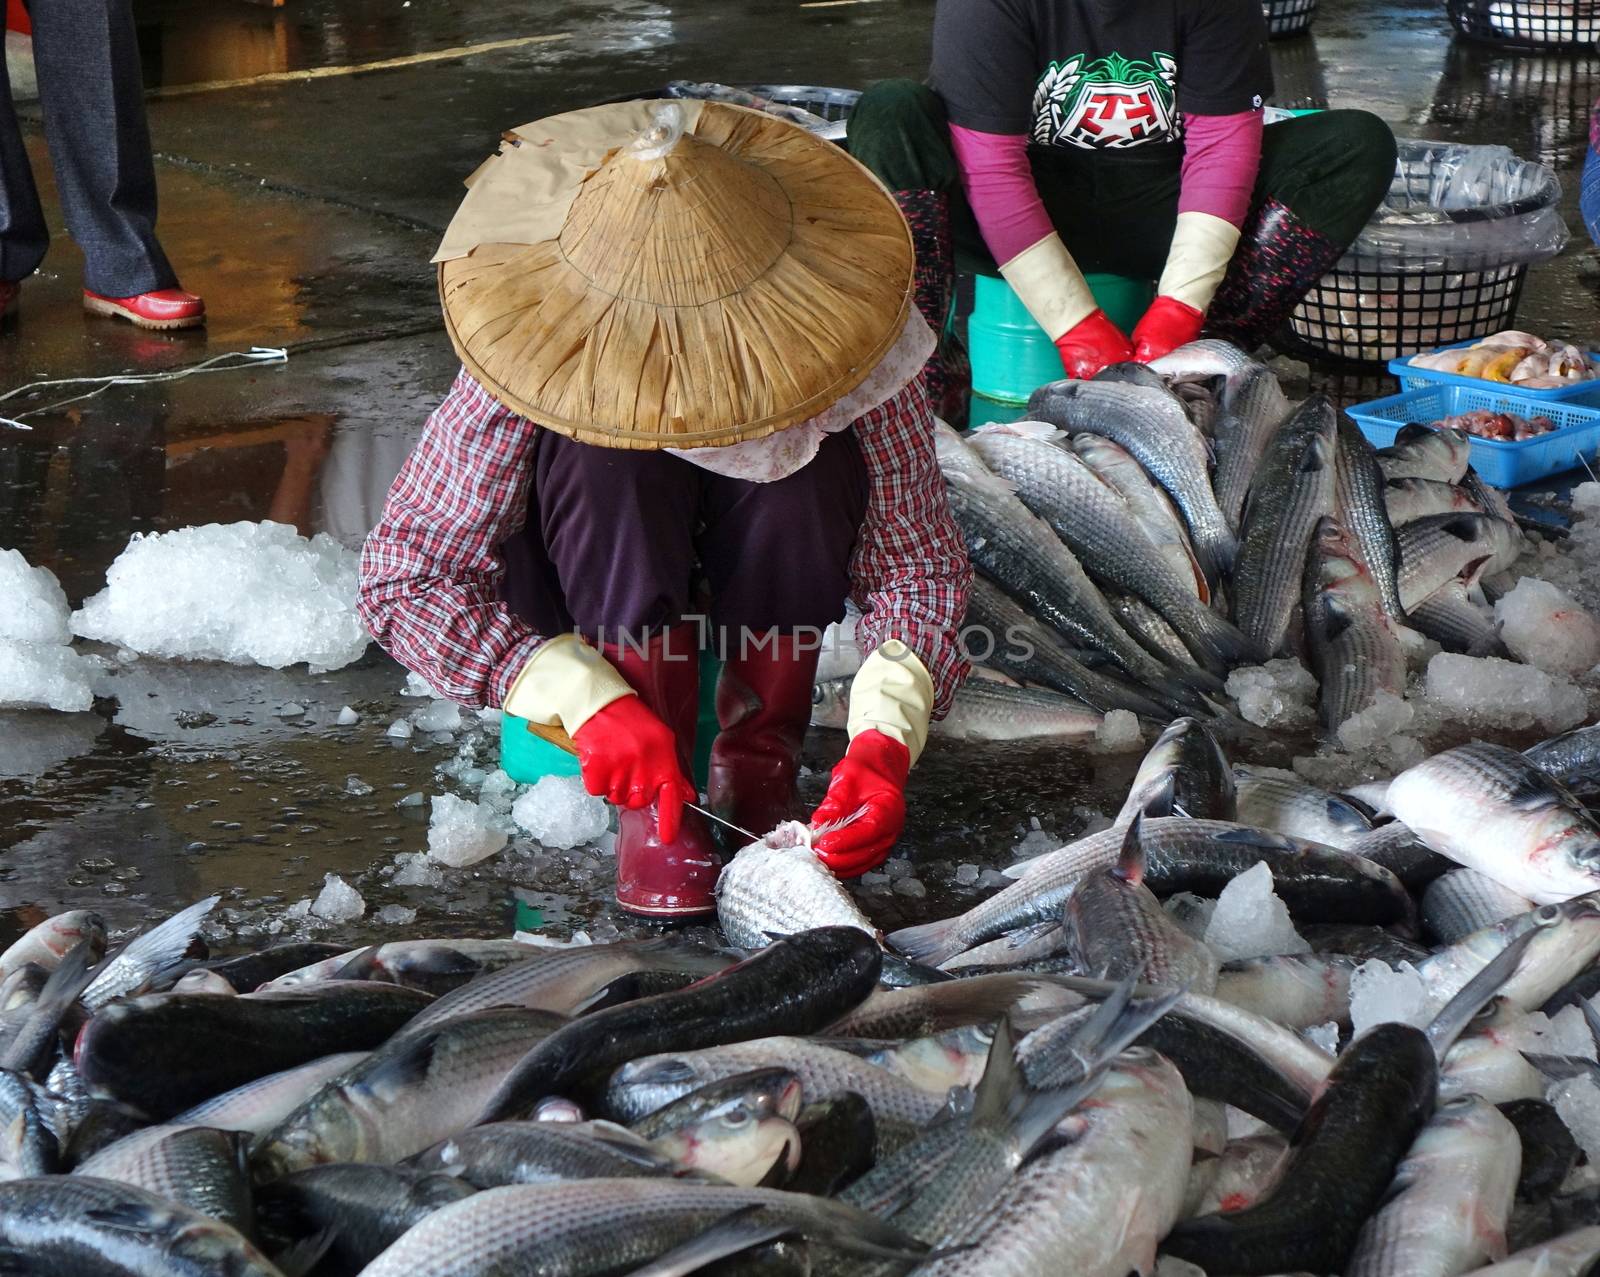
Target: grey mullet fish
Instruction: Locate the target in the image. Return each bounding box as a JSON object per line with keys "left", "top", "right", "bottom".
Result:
{"left": 933, "top": 425, "right": 1198, "bottom": 698}
{"left": 1334, "top": 413, "right": 1407, "bottom": 623}
{"left": 1212, "top": 362, "right": 1292, "bottom": 536}
{"left": 1304, "top": 515, "right": 1407, "bottom": 729}
{"left": 1233, "top": 396, "right": 1337, "bottom": 656}
{"left": 1026, "top": 377, "right": 1238, "bottom": 581}
{"left": 968, "top": 422, "right": 1256, "bottom": 675}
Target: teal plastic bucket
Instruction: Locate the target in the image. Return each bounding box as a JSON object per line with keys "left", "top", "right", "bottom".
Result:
{"left": 968, "top": 272, "right": 1156, "bottom": 405}
{"left": 499, "top": 649, "right": 724, "bottom": 788}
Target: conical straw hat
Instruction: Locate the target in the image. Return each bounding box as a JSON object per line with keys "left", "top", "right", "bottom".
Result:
{"left": 434, "top": 99, "right": 914, "bottom": 449}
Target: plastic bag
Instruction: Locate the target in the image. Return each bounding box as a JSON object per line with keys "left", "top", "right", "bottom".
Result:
{"left": 1338, "top": 139, "right": 1569, "bottom": 272}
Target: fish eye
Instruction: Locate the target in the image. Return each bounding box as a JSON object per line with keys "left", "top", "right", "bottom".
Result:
{"left": 812, "top": 685, "right": 824, "bottom": 706}
{"left": 1536, "top": 904, "right": 1563, "bottom": 924}
{"left": 721, "top": 1105, "right": 752, "bottom": 1128}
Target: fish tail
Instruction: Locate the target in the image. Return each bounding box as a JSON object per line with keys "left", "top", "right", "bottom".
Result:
{"left": 1427, "top": 922, "right": 1545, "bottom": 1057}
{"left": 886, "top": 917, "right": 964, "bottom": 966}
{"left": 1177, "top": 603, "right": 1266, "bottom": 676}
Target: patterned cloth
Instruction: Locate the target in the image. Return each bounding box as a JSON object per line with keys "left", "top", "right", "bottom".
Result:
{"left": 357, "top": 370, "right": 972, "bottom": 717}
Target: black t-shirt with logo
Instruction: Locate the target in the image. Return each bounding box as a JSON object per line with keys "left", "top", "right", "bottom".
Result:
{"left": 931, "top": 0, "right": 1273, "bottom": 150}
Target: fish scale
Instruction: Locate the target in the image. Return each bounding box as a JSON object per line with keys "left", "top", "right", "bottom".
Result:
{"left": 1395, "top": 513, "right": 1515, "bottom": 611}
{"left": 1232, "top": 765, "right": 1374, "bottom": 850}
{"left": 1026, "top": 378, "right": 1238, "bottom": 582}
{"left": 1303, "top": 515, "right": 1407, "bottom": 729}
{"left": 1212, "top": 364, "right": 1292, "bottom": 536}
{"left": 968, "top": 425, "right": 1254, "bottom": 676}
{"left": 1408, "top": 578, "right": 1506, "bottom": 656}
{"left": 887, "top": 817, "right": 1410, "bottom": 965}
{"left": 962, "top": 575, "right": 1174, "bottom": 720}
{"left": 1423, "top": 869, "right": 1534, "bottom": 946}
{"left": 934, "top": 426, "right": 1194, "bottom": 697}
{"left": 1334, "top": 413, "right": 1407, "bottom": 624}
{"left": 1233, "top": 397, "right": 1338, "bottom": 657}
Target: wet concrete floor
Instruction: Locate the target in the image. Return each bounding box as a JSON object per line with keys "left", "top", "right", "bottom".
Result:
{"left": 1, "top": 0, "right": 1598, "bottom": 952}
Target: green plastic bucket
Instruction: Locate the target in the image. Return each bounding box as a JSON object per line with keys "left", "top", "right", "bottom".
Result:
{"left": 499, "top": 649, "right": 723, "bottom": 789}
{"left": 968, "top": 272, "right": 1156, "bottom": 405}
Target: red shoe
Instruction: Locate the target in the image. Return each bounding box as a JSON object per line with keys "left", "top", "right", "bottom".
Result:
{"left": 0, "top": 280, "right": 16, "bottom": 317}
{"left": 602, "top": 623, "right": 722, "bottom": 918}
{"left": 83, "top": 287, "right": 205, "bottom": 331}
{"left": 707, "top": 634, "right": 820, "bottom": 839}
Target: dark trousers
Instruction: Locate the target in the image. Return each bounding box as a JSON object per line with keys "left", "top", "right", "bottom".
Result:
{"left": 499, "top": 428, "right": 871, "bottom": 650}
{"left": 1, "top": 0, "right": 176, "bottom": 294}
{"left": 848, "top": 80, "right": 1395, "bottom": 279}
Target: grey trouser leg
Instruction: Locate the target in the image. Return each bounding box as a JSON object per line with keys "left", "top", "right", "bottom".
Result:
{"left": 19, "top": 0, "right": 176, "bottom": 294}
{"left": 0, "top": 28, "right": 49, "bottom": 283}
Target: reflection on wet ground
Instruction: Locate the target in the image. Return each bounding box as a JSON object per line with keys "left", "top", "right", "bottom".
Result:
{"left": 5, "top": 0, "right": 1600, "bottom": 953}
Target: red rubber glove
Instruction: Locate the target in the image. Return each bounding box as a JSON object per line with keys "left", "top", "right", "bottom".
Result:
{"left": 569, "top": 695, "right": 695, "bottom": 842}
{"left": 1131, "top": 295, "right": 1206, "bottom": 364}
{"left": 810, "top": 730, "right": 913, "bottom": 878}
{"left": 1055, "top": 309, "right": 1134, "bottom": 380}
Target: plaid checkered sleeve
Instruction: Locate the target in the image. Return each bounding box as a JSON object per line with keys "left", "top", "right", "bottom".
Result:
{"left": 357, "top": 369, "right": 547, "bottom": 708}
{"left": 849, "top": 377, "right": 973, "bottom": 718}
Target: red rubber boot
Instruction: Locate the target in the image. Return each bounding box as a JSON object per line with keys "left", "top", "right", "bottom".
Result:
{"left": 602, "top": 623, "right": 721, "bottom": 918}
{"left": 707, "top": 635, "right": 821, "bottom": 840}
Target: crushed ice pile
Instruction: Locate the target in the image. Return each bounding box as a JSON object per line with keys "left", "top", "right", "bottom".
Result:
{"left": 72, "top": 521, "right": 369, "bottom": 671}
{"left": 1422, "top": 652, "right": 1587, "bottom": 733}
{"left": 1495, "top": 577, "right": 1600, "bottom": 675}
{"left": 0, "top": 549, "right": 99, "bottom": 712}
{"left": 1225, "top": 659, "right": 1318, "bottom": 730}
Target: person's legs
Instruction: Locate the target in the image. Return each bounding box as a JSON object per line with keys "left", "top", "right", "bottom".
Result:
{"left": 518, "top": 432, "right": 720, "bottom": 917}
{"left": 848, "top": 80, "right": 969, "bottom": 423}
{"left": 699, "top": 427, "right": 870, "bottom": 837}
{"left": 26, "top": 0, "right": 178, "bottom": 297}
{"left": 1205, "top": 110, "right": 1398, "bottom": 352}
{"left": 0, "top": 31, "right": 48, "bottom": 292}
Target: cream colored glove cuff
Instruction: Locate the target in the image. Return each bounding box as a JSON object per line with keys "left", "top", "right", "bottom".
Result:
{"left": 846, "top": 641, "right": 935, "bottom": 767}
{"left": 998, "top": 233, "right": 1098, "bottom": 342}
{"left": 1156, "top": 211, "right": 1243, "bottom": 313}
{"left": 502, "top": 633, "right": 636, "bottom": 735}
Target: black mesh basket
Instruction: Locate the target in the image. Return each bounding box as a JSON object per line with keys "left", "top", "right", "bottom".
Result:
{"left": 1285, "top": 138, "right": 1562, "bottom": 364}
{"left": 1447, "top": 0, "right": 1600, "bottom": 48}
{"left": 1263, "top": 0, "right": 1318, "bottom": 39}
{"left": 1286, "top": 263, "right": 1529, "bottom": 365}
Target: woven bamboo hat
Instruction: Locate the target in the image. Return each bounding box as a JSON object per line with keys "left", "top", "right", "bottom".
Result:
{"left": 433, "top": 99, "right": 914, "bottom": 450}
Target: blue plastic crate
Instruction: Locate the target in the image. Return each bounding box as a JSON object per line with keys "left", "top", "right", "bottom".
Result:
{"left": 1345, "top": 383, "right": 1600, "bottom": 488}
{"left": 1389, "top": 340, "right": 1600, "bottom": 402}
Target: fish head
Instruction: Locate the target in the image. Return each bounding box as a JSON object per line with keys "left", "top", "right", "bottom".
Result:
{"left": 654, "top": 1106, "right": 802, "bottom": 1187}
{"left": 169, "top": 1215, "right": 274, "bottom": 1275}
{"left": 605, "top": 1055, "right": 717, "bottom": 1124}
{"left": 1536, "top": 818, "right": 1600, "bottom": 895}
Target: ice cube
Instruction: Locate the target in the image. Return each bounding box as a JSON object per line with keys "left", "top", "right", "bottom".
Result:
{"left": 1225, "top": 659, "right": 1318, "bottom": 729}
{"left": 276, "top": 702, "right": 305, "bottom": 718}
{"left": 427, "top": 793, "right": 509, "bottom": 867}
{"left": 71, "top": 521, "right": 369, "bottom": 670}
{"left": 1202, "top": 862, "right": 1310, "bottom": 962}
{"left": 1336, "top": 689, "right": 1415, "bottom": 753}
{"left": 1304, "top": 1021, "right": 1340, "bottom": 1055}
{"left": 477, "top": 769, "right": 518, "bottom": 812}
{"left": 412, "top": 699, "right": 463, "bottom": 733}
{"left": 509, "top": 775, "right": 609, "bottom": 851}
{"left": 1573, "top": 482, "right": 1600, "bottom": 519}
{"left": 1552, "top": 1071, "right": 1600, "bottom": 1166}
{"left": 1495, "top": 578, "right": 1600, "bottom": 676}
{"left": 1348, "top": 958, "right": 1431, "bottom": 1037}
{"left": 284, "top": 898, "right": 312, "bottom": 920}
{"left": 396, "top": 791, "right": 425, "bottom": 809}
{"left": 336, "top": 706, "right": 360, "bottom": 726}
{"left": 344, "top": 775, "right": 374, "bottom": 797}
{"left": 1094, "top": 709, "right": 1142, "bottom": 751}
{"left": 402, "top": 671, "right": 444, "bottom": 698}
{"left": 1423, "top": 652, "right": 1587, "bottom": 733}
{"left": 884, "top": 857, "right": 913, "bottom": 880}
{"left": 955, "top": 863, "right": 980, "bottom": 887}
{"left": 373, "top": 904, "right": 417, "bottom": 926}
{"left": 310, "top": 874, "right": 365, "bottom": 922}
{"left": 894, "top": 877, "right": 927, "bottom": 898}
{"left": 392, "top": 852, "right": 444, "bottom": 887}
{"left": 0, "top": 548, "right": 70, "bottom": 645}
{"left": 386, "top": 718, "right": 414, "bottom": 740}
{"left": 0, "top": 641, "right": 98, "bottom": 712}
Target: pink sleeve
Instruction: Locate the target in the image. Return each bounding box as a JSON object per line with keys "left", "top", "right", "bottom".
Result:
{"left": 1179, "top": 110, "right": 1264, "bottom": 228}
{"left": 949, "top": 124, "right": 1056, "bottom": 267}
